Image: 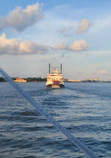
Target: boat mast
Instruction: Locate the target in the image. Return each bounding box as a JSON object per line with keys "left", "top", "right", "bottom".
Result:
{"left": 49, "top": 64, "right": 50, "bottom": 73}
{"left": 60, "top": 64, "right": 62, "bottom": 74}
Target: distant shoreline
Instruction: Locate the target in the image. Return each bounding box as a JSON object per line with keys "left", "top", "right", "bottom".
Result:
{"left": 0, "top": 77, "right": 47, "bottom": 82}
{"left": 0, "top": 77, "right": 111, "bottom": 83}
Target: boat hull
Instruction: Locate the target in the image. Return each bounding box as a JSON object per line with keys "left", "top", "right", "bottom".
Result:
{"left": 46, "top": 84, "right": 64, "bottom": 88}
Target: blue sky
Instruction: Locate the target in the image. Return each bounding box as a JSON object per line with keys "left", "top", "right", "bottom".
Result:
{"left": 0, "top": 0, "right": 111, "bottom": 80}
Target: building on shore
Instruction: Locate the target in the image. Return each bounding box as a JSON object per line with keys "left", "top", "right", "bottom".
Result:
{"left": 82, "top": 78, "right": 100, "bottom": 82}
{"left": 68, "top": 80, "right": 82, "bottom": 82}
{"left": 14, "top": 78, "right": 27, "bottom": 83}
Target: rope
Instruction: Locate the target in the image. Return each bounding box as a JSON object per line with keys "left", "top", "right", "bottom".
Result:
{"left": 0, "top": 68, "right": 99, "bottom": 158}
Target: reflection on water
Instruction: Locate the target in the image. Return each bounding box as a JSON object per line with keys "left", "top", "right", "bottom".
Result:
{"left": 0, "top": 82, "right": 111, "bottom": 157}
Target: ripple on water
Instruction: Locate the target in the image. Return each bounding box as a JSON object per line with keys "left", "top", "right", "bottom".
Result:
{"left": 0, "top": 82, "right": 111, "bottom": 157}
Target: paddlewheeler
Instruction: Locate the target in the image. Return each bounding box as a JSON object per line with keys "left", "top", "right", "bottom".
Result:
{"left": 46, "top": 64, "right": 64, "bottom": 88}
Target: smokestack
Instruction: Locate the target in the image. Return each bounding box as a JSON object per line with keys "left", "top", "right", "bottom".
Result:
{"left": 49, "top": 64, "right": 50, "bottom": 73}
{"left": 61, "top": 64, "right": 62, "bottom": 74}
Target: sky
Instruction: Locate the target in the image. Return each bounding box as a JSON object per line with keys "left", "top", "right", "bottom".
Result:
{"left": 0, "top": 0, "right": 111, "bottom": 80}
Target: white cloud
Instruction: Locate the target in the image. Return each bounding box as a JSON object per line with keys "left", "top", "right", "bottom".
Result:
{"left": 55, "top": 43, "right": 68, "bottom": 50}
{"left": 0, "top": 34, "right": 88, "bottom": 54}
{"left": 55, "top": 40, "right": 88, "bottom": 51}
{"left": 0, "top": 33, "right": 50, "bottom": 55}
{"left": 97, "top": 70, "right": 107, "bottom": 74}
{"left": 77, "top": 19, "right": 92, "bottom": 33}
{"left": 70, "top": 40, "right": 88, "bottom": 51}
{"left": 0, "top": 33, "right": 19, "bottom": 54}
{"left": 0, "top": 3, "right": 43, "bottom": 32}
{"left": 19, "top": 41, "right": 50, "bottom": 54}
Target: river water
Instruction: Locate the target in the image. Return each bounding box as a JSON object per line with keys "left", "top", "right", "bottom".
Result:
{"left": 0, "top": 82, "right": 111, "bottom": 158}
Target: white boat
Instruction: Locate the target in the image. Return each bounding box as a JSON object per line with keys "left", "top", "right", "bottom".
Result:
{"left": 46, "top": 64, "right": 64, "bottom": 88}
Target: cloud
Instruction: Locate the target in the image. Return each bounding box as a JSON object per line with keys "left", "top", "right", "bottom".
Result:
{"left": 97, "top": 70, "right": 107, "bottom": 74}
{"left": 58, "top": 25, "right": 74, "bottom": 34}
{"left": 55, "top": 40, "right": 88, "bottom": 51}
{"left": 69, "top": 40, "right": 88, "bottom": 51}
{"left": 19, "top": 41, "right": 50, "bottom": 54}
{"left": 0, "top": 33, "right": 19, "bottom": 54}
{"left": 0, "top": 17, "right": 5, "bottom": 31}
{"left": 77, "top": 19, "right": 92, "bottom": 33}
{"left": 56, "top": 43, "right": 68, "bottom": 50}
{"left": 0, "top": 33, "right": 50, "bottom": 55}
{"left": 0, "top": 3, "right": 43, "bottom": 32}
{"left": 0, "top": 33, "right": 88, "bottom": 55}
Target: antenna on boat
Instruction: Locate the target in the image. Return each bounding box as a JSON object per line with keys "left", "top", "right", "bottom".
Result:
{"left": 60, "top": 64, "right": 62, "bottom": 74}
{"left": 49, "top": 64, "right": 50, "bottom": 73}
